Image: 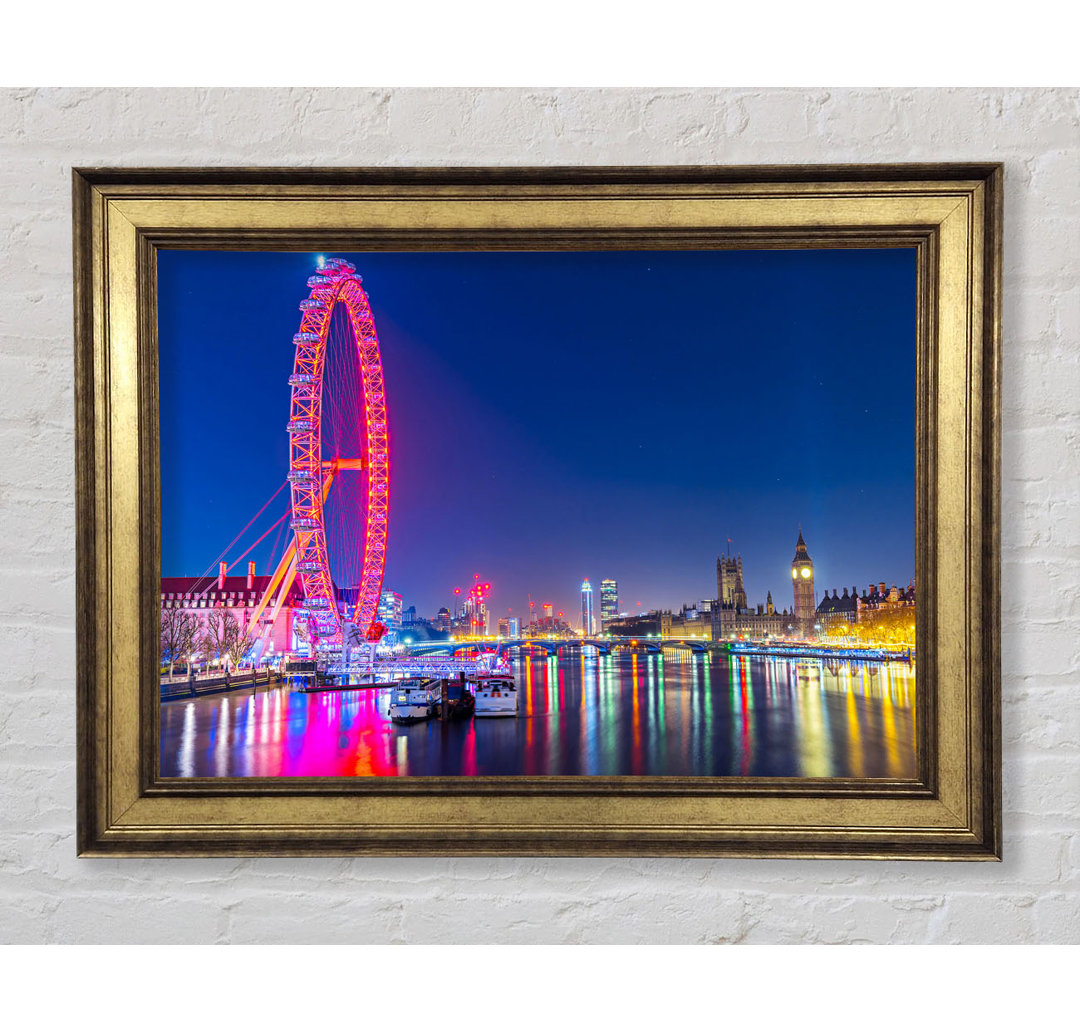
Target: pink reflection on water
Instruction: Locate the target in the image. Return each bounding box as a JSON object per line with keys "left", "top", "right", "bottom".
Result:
{"left": 206, "top": 686, "right": 403, "bottom": 777}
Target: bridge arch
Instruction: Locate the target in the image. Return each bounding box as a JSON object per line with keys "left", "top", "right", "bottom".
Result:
{"left": 659, "top": 639, "right": 710, "bottom": 654}
{"left": 608, "top": 640, "right": 662, "bottom": 655}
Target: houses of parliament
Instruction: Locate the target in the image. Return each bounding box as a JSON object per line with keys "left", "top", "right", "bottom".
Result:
{"left": 709, "top": 533, "right": 807, "bottom": 640}
{"left": 657, "top": 528, "right": 915, "bottom": 641}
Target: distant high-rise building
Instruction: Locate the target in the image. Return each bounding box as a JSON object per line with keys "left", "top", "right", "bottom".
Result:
{"left": 508, "top": 616, "right": 520, "bottom": 636}
{"left": 791, "top": 529, "right": 816, "bottom": 626}
{"left": 402, "top": 605, "right": 417, "bottom": 625}
{"left": 463, "top": 594, "right": 488, "bottom": 635}
{"left": 377, "top": 590, "right": 403, "bottom": 643}
{"left": 497, "top": 617, "right": 510, "bottom": 637}
{"left": 600, "top": 579, "right": 618, "bottom": 630}
{"left": 435, "top": 607, "right": 451, "bottom": 634}
{"left": 450, "top": 612, "right": 471, "bottom": 636}
{"left": 461, "top": 578, "right": 491, "bottom": 636}
{"left": 542, "top": 602, "right": 553, "bottom": 620}
{"left": 581, "top": 579, "right": 595, "bottom": 635}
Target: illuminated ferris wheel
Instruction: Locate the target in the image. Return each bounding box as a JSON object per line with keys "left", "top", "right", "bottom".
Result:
{"left": 285, "top": 257, "right": 389, "bottom": 644}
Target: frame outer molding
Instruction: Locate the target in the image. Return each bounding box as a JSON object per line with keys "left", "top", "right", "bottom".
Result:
{"left": 73, "top": 165, "right": 1002, "bottom": 858}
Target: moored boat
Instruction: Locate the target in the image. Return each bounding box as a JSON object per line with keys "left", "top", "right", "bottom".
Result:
{"left": 473, "top": 672, "right": 518, "bottom": 717}
{"left": 388, "top": 677, "right": 440, "bottom": 724}
{"left": 442, "top": 678, "right": 476, "bottom": 720}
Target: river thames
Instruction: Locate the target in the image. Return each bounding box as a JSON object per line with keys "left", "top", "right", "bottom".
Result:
{"left": 160, "top": 652, "right": 916, "bottom": 778}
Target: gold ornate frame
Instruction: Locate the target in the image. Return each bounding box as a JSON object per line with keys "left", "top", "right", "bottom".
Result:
{"left": 73, "top": 165, "right": 1001, "bottom": 858}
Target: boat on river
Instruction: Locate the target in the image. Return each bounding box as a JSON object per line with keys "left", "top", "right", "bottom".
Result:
{"left": 439, "top": 677, "right": 475, "bottom": 720}
{"left": 473, "top": 672, "right": 518, "bottom": 717}
{"left": 388, "top": 677, "right": 440, "bottom": 724}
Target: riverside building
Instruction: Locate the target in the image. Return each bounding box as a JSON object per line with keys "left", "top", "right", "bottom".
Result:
{"left": 159, "top": 561, "right": 305, "bottom": 659}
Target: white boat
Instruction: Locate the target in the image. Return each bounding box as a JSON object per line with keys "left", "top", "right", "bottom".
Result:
{"left": 473, "top": 672, "right": 518, "bottom": 717}
{"left": 388, "top": 677, "right": 439, "bottom": 724}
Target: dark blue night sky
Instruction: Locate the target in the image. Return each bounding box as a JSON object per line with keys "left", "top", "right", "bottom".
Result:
{"left": 158, "top": 248, "right": 916, "bottom": 622}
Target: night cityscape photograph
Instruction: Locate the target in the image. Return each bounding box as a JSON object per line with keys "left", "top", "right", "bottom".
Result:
{"left": 157, "top": 246, "right": 917, "bottom": 779}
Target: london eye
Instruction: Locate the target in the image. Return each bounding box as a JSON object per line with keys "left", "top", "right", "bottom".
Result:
{"left": 288, "top": 257, "right": 389, "bottom": 644}
{"left": 239, "top": 257, "right": 389, "bottom": 654}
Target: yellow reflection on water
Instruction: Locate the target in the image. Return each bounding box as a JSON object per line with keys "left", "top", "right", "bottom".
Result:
{"left": 845, "top": 685, "right": 863, "bottom": 778}
{"left": 794, "top": 663, "right": 831, "bottom": 777}
{"left": 881, "top": 681, "right": 900, "bottom": 776}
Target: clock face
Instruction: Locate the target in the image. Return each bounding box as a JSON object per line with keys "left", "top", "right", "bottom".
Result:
{"left": 800, "top": 567, "right": 811, "bottom": 579}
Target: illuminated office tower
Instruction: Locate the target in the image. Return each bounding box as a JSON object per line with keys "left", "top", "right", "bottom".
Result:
{"left": 436, "top": 607, "right": 451, "bottom": 634}
{"left": 600, "top": 579, "right": 618, "bottom": 630}
{"left": 581, "top": 579, "right": 595, "bottom": 635}
{"left": 377, "top": 590, "right": 403, "bottom": 644}
{"left": 508, "top": 616, "right": 520, "bottom": 636}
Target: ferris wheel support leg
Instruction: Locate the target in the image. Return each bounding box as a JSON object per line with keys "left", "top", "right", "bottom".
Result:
{"left": 245, "top": 538, "right": 297, "bottom": 639}
{"left": 258, "top": 557, "right": 300, "bottom": 661}
{"left": 247, "top": 545, "right": 299, "bottom": 664}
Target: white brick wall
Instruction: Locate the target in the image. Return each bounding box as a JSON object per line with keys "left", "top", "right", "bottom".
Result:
{"left": 1, "top": 87, "right": 1077, "bottom": 944}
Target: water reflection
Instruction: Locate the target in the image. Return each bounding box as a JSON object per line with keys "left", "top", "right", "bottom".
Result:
{"left": 160, "top": 653, "right": 916, "bottom": 778}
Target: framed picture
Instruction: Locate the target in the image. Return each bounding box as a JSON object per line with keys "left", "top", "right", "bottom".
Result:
{"left": 74, "top": 164, "right": 1001, "bottom": 857}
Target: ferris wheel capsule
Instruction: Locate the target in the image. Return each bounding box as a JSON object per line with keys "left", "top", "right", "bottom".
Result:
{"left": 288, "top": 373, "right": 316, "bottom": 386}
{"left": 299, "top": 298, "right": 326, "bottom": 311}
{"left": 287, "top": 419, "right": 314, "bottom": 434}
{"left": 293, "top": 331, "right": 320, "bottom": 345}
{"left": 307, "top": 275, "right": 333, "bottom": 288}
{"left": 324, "top": 258, "right": 356, "bottom": 273}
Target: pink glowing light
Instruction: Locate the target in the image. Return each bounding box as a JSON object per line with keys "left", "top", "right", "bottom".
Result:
{"left": 287, "top": 258, "right": 389, "bottom": 643}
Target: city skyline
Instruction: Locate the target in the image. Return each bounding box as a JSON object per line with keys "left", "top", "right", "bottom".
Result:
{"left": 399, "top": 523, "right": 915, "bottom": 631}
{"left": 158, "top": 248, "right": 916, "bottom": 622}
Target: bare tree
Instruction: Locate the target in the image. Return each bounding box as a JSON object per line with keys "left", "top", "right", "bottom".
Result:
{"left": 226, "top": 620, "right": 254, "bottom": 671}
{"left": 201, "top": 608, "right": 238, "bottom": 671}
{"left": 160, "top": 606, "right": 200, "bottom": 677}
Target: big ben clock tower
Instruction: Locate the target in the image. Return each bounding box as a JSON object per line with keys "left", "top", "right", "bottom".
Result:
{"left": 791, "top": 528, "right": 816, "bottom": 630}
